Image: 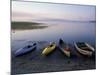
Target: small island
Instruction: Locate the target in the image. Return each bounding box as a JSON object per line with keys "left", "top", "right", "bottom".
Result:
{"left": 11, "top": 22, "right": 48, "bottom": 30}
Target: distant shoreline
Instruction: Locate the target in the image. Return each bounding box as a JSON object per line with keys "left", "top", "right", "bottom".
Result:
{"left": 11, "top": 21, "right": 48, "bottom": 30}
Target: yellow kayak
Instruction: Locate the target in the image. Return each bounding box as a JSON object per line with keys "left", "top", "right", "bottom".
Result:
{"left": 42, "top": 42, "right": 56, "bottom": 55}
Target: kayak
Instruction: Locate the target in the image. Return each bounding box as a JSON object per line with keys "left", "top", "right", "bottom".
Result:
{"left": 74, "top": 42, "right": 95, "bottom": 56}
{"left": 42, "top": 42, "right": 56, "bottom": 56}
{"left": 59, "top": 39, "right": 70, "bottom": 57}
{"left": 15, "top": 43, "right": 36, "bottom": 57}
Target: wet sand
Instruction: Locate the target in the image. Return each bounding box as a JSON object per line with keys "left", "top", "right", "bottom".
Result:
{"left": 11, "top": 42, "right": 96, "bottom": 75}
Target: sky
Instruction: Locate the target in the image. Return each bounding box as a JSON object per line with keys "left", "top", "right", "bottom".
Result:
{"left": 12, "top": 1, "right": 96, "bottom": 22}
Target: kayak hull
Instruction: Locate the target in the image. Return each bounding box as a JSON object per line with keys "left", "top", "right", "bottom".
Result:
{"left": 74, "top": 42, "right": 95, "bottom": 56}
{"left": 42, "top": 43, "right": 56, "bottom": 56}
{"left": 59, "top": 39, "right": 70, "bottom": 57}
{"left": 15, "top": 44, "right": 36, "bottom": 57}
{"left": 59, "top": 47, "right": 70, "bottom": 57}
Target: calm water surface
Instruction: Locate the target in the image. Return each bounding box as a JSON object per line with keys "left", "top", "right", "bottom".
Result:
{"left": 11, "top": 21, "right": 96, "bottom": 51}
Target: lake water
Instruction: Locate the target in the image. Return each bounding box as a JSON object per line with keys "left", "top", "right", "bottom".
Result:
{"left": 11, "top": 21, "right": 96, "bottom": 74}
{"left": 11, "top": 21, "right": 96, "bottom": 51}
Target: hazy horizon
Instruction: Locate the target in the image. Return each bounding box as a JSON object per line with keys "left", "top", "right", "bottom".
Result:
{"left": 12, "top": 1, "right": 96, "bottom": 22}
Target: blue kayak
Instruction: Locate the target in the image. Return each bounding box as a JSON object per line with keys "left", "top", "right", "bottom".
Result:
{"left": 15, "top": 43, "right": 36, "bottom": 57}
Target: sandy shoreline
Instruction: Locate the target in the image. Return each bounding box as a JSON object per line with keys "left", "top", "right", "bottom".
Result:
{"left": 11, "top": 42, "right": 96, "bottom": 75}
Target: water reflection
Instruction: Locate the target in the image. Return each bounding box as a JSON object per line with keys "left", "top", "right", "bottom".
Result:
{"left": 11, "top": 21, "right": 96, "bottom": 51}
